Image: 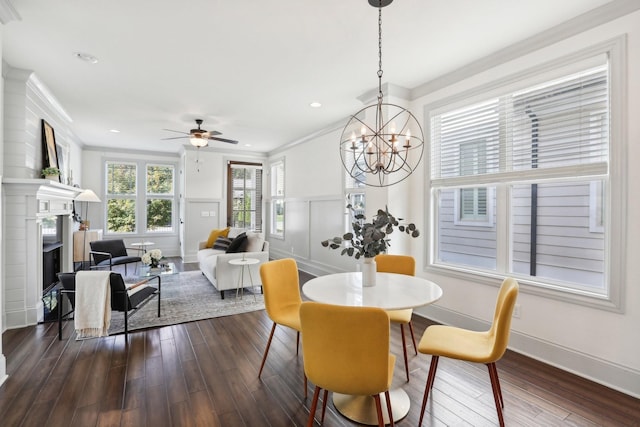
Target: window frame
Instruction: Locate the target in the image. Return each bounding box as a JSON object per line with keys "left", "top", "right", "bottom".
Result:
{"left": 104, "top": 159, "right": 178, "bottom": 236}
{"left": 227, "top": 161, "right": 263, "bottom": 232}
{"left": 270, "top": 159, "right": 285, "bottom": 238}
{"left": 424, "top": 37, "right": 627, "bottom": 312}
{"left": 145, "top": 163, "right": 176, "bottom": 233}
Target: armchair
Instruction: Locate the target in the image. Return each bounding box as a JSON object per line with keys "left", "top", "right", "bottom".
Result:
{"left": 57, "top": 271, "right": 161, "bottom": 339}
{"left": 89, "top": 239, "right": 142, "bottom": 274}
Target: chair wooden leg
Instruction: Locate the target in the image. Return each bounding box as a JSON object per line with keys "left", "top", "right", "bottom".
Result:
{"left": 488, "top": 362, "right": 504, "bottom": 407}
{"left": 304, "top": 374, "right": 308, "bottom": 399}
{"left": 419, "top": 355, "right": 439, "bottom": 427}
{"left": 487, "top": 362, "right": 505, "bottom": 427}
{"left": 320, "top": 389, "right": 329, "bottom": 423}
{"left": 259, "top": 323, "right": 277, "bottom": 378}
{"left": 373, "top": 394, "right": 384, "bottom": 427}
{"left": 384, "top": 390, "right": 394, "bottom": 427}
{"left": 307, "top": 386, "right": 321, "bottom": 427}
{"left": 296, "top": 331, "right": 300, "bottom": 355}
{"left": 399, "top": 324, "right": 410, "bottom": 381}
{"left": 408, "top": 321, "right": 418, "bottom": 355}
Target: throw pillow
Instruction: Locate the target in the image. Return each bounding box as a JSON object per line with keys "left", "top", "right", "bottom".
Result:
{"left": 245, "top": 230, "right": 265, "bottom": 252}
{"left": 225, "top": 232, "right": 248, "bottom": 253}
{"left": 206, "top": 227, "right": 230, "bottom": 248}
{"left": 213, "top": 237, "right": 233, "bottom": 251}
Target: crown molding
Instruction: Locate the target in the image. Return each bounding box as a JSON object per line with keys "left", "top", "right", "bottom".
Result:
{"left": 0, "top": 0, "right": 19, "bottom": 24}
{"left": 411, "top": 0, "right": 640, "bottom": 99}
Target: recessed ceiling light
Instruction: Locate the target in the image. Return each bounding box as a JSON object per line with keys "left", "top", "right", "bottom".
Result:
{"left": 310, "top": 102, "right": 322, "bottom": 108}
{"left": 109, "top": 129, "right": 120, "bottom": 133}
{"left": 244, "top": 144, "right": 252, "bottom": 147}
{"left": 73, "top": 52, "right": 99, "bottom": 64}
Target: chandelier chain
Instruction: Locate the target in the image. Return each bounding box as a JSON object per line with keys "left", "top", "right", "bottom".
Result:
{"left": 377, "top": 5, "right": 383, "bottom": 101}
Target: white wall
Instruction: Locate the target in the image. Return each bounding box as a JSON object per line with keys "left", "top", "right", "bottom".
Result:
{"left": 81, "top": 148, "right": 181, "bottom": 258}
{"left": 406, "top": 10, "right": 640, "bottom": 398}
{"left": 266, "top": 10, "right": 640, "bottom": 397}
{"left": 0, "top": 21, "right": 6, "bottom": 387}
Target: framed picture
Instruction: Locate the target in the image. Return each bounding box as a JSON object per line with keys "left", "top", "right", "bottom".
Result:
{"left": 56, "top": 143, "right": 67, "bottom": 185}
{"left": 41, "top": 119, "right": 60, "bottom": 182}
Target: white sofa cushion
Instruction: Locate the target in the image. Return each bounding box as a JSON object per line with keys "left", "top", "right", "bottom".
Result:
{"left": 245, "top": 231, "right": 265, "bottom": 252}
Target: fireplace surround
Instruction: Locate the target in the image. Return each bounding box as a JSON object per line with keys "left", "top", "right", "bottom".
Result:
{"left": 2, "top": 178, "right": 83, "bottom": 328}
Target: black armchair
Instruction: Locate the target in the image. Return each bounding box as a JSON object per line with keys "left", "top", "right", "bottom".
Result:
{"left": 57, "top": 271, "right": 161, "bottom": 339}
{"left": 89, "top": 239, "right": 141, "bottom": 274}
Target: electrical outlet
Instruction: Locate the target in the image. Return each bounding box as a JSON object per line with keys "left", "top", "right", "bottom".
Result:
{"left": 513, "top": 304, "right": 521, "bottom": 318}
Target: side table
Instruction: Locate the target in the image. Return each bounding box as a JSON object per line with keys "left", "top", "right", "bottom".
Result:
{"left": 131, "top": 241, "right": 155, "bottom": 255}
{"left": 228, "top": 258, "right": 260, "bottom": 301}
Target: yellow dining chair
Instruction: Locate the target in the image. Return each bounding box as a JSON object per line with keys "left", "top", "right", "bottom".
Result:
{"left": 375, "top": 254, "right": 417, "bottom": 381}
{"left": 417, "top": 278, "right": 519, "bottom": 427}
{"left": 258, "top": 258, "right": 305, "bottom": 392}
{"left": 300, "top": 302, "right": 396, "bottom": 427}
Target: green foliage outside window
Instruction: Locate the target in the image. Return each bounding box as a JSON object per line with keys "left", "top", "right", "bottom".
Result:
{"left": 107, "top": 199, "right": 136, "bottom": 233}
{"left": 147, "top": 199, "right": 172, "bottom": 231}
{"left": 147, "top": 165, "right": 173, "bottom": 194}
{"left": 107, "top": 163, "right": 136, "bottom": 194}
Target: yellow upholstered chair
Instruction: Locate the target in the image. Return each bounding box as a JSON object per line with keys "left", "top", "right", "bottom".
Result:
{"left": 300, "top": 302, "right": 396, "bottom": 427}
{"left": 375, "top": 254, "right": 417, "bottom": 381}
{"left": 417, "top": 278, "right": 519, "bottom": 427}
{"left": 258, "top": 259, "right": 303, "bottom": 387}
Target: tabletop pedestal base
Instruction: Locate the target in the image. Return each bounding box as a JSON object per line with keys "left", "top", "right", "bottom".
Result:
{"left": 333, "top": 388, "right": 410, "bottom": 425}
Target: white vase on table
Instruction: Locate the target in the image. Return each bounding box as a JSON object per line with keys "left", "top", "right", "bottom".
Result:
{"left": 361, "top": 257, "right": 377, "bottom": 287}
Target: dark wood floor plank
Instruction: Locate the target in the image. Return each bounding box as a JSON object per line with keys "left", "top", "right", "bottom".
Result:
{"left": 160, "top": 337, "right": 190, "bottom": 404}
{"left": 145, "top": 383, "right": 170, "bottom": 427}
{"left": 2, "top": 258, "right": 639, "bottom": 427}
{"left": 189, "top": 389, "right": 222, "bottom": 427}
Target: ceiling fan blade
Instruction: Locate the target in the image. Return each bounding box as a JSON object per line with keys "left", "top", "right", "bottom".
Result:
{"left": 162, "top": 128, "right": 190, "bottom": 135}
{"left": 161, "top": 136, "right": 188, "bottom": 140}
{"left": 208, "top": 136, "right": 239, "bottom": 144}
{"left": 208, "top": 130, "right": 222, "bottom": 136}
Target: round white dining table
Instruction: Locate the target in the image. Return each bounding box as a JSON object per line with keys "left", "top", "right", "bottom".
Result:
{"left": 302, "top": 271, "right": 443, "bottom": 425}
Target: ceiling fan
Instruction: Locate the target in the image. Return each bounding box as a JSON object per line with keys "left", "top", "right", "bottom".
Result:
{"left": 162, "top": 119, "right": 239, "bottom": 147}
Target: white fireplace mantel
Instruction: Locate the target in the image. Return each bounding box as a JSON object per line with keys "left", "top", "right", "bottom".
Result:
{"left": 2, "top": 178, "right": 84, "bottom": 329}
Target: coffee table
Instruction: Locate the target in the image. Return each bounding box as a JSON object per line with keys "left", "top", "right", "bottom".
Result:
{"left": 139, "top": 262, "right": 178, "bottom": 278}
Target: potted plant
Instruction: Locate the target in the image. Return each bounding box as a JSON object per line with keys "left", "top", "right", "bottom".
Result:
{"left": 321, "top": 205, "right": 419, "bottom": 286}
{"left": 41, "top": 167, "right": 60, "bottom": 180}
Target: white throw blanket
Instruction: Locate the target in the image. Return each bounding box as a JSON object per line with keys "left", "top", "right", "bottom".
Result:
{"left": 74, "top": 271, "right": 112, "bottom": 339}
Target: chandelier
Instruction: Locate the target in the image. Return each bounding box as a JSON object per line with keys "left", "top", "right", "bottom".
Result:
{"left": 340, "top": 0, "right": 424, "bottom": 187}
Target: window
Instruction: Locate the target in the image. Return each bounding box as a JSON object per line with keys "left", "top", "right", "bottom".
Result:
{"left": 146, "top": 164, "right": 175, "bottom": 232}
{"left": 345, "top": 155, "right": 366, "bottom": 233}
{"left": 106, "top": 162, "right": 137, "bottom": 233}
{"left": 227, "top": 161, "right": 262, "bottom": 231}
{"left": 270, "top": 160, "right": 284, "bottom": 237}
{"left": 105, "top": 161, "right": 175, "bottom": 234}
{"left": 428, "top": 51, "right": 622, "bottom": 306}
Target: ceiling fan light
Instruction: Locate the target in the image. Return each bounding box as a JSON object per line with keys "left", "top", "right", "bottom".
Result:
{"left": 190, "top": 135, "right": 208, "bottom": 148}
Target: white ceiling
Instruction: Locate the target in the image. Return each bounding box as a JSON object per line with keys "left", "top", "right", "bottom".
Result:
{"left": 2, "top": 0, "right": 614, "bottom": 155}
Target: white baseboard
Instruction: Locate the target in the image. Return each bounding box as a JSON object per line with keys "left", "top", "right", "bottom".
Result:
{"left": 415, "top": 304, "right": 640, "bottom": 399}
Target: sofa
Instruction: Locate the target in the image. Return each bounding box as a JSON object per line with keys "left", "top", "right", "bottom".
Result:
{"left": 197, "top": 227, "right": 270, "bottom": 298}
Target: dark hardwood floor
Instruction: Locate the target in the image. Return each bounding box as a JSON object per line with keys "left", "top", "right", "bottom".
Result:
{"left": 1, "top": 258, "right": 638, "bottom": 426}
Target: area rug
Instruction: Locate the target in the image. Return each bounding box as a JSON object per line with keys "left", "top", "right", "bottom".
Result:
{"left": 108, "top": 270, "right": 265, "bottom": 334}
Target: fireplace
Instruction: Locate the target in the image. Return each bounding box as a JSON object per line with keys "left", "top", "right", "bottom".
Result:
{"left": 2, "top": 179, "right": 82, "bottom": 328}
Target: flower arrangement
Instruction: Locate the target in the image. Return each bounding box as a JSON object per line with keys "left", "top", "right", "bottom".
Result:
{"left": 142, "top": 249, "right": 163, "bottom": 268}
{"left": 321, "top": 205, "right": 419, "bottom": 259}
